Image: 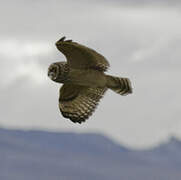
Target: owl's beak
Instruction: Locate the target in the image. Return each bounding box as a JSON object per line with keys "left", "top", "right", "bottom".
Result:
{"left": 48, "top": 72, "right": 55, "bottom": 80}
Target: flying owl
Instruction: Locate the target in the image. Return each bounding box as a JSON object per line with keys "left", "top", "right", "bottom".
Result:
{"left": 48, "top": 37, "right": 132, "bottom": 123}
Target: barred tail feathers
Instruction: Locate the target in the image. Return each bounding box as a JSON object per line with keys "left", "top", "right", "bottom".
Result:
{"left": 106, "top": 75, "right": 132, "bottom": 95}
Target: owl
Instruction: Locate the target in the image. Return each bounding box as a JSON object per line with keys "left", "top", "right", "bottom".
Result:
{"left": 48, "top": 37, "right": 132, "bottom": 123}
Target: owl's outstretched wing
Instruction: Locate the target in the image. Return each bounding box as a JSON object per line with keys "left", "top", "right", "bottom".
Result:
{"left": 59, "top": 84, "right": 107, "bottom": 123}
{"left": 55, "top": 36, "right": 110, "bottom": 72}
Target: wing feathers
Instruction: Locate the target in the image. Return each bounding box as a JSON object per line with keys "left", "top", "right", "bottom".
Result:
{"left": 55, "top": 36, "right": 110, "bottom": 72}
{"left": 59, "top": 84, "right": 107, "bottom": 123}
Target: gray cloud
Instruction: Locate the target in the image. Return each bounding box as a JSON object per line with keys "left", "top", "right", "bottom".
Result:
{"left": 111, "top": 0, "right": 181, "bottom": 6}
{"left": 0, "top": 0, "right": 181, "bottom": 40}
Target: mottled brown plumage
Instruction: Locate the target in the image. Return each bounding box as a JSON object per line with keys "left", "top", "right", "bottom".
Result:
{"left": 48, "top": 37, "right": 132, "bottom": 123}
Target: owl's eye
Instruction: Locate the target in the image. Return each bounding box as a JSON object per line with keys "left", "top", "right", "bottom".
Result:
{"left": 51, "top": 67, "right": 57, "bottom": 74}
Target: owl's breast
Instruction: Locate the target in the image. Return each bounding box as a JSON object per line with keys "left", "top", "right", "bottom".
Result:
{"left": 67, "top": 69, "right": 107, "bottom": 88}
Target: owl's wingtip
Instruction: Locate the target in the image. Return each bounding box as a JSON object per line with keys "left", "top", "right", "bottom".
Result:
{"left": 55, "top": 36, "right": 73, "bottom": 46}
{"left": 59, "top": 36, "right": 66, "bottom": 41}
{"left": 55, "top": 36, "right": 66, "bottom": 45}
{"left": 70, "top": 117, "right": 86, "bottom": 124}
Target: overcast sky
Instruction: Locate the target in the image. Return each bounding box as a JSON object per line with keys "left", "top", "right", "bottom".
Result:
{"left": 0, "top": 0, "right": 181, "bottom": 149}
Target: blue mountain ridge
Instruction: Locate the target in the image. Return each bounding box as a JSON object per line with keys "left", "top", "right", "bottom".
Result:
{"left": 0, "top": 128, "right": 181, "bottom": 180}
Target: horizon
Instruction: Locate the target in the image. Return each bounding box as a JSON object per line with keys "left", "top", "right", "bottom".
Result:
{"left": 0, "top": 126, "right": 179, "bottom": 150}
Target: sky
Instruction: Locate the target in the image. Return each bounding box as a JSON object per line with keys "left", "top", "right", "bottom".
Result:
{"left": 0, "top": 0, "right": 181, "bottom": 149}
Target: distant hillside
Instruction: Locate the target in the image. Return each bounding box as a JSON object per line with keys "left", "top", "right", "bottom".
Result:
{"left": 0, "top": 128, "right": 181, "bottom": 180}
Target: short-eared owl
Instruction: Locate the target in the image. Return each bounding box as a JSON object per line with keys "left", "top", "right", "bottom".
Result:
{"left": 48, "top": 37, "right": 132, "bottom": 123}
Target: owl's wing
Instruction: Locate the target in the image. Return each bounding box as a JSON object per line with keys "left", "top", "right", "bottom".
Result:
{"left": 55, "top": 36, "right": 110, "bottom": 72}
{"left": 59, "top": 84, "right": 107, "bottom": 123}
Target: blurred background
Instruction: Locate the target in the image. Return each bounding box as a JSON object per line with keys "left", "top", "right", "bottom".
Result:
{"left": 1, "top": 0, "right": 181, "bottom": 179}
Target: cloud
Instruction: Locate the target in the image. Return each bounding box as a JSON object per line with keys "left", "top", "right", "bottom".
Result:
{"left": 0, "top": 40, "right": 54, "bottom": 86}
{"left": 0, "top": 0, "right": 181, "bottom": 41}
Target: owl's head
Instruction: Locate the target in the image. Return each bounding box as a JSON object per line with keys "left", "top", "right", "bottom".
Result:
{"left": 48, "top": 62, "right": 69, "bottom": 82}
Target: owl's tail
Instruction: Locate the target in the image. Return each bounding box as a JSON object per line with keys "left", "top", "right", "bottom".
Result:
{"left": 106, "top": 75, "right": 133, "bottom": 95}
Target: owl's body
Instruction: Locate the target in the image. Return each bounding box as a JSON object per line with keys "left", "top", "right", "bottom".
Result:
{"left": 48, "top": 37, "right": 132, "bottom": 123}
{"left": 57, "top": 65, "right": 107, "bottom": 88}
